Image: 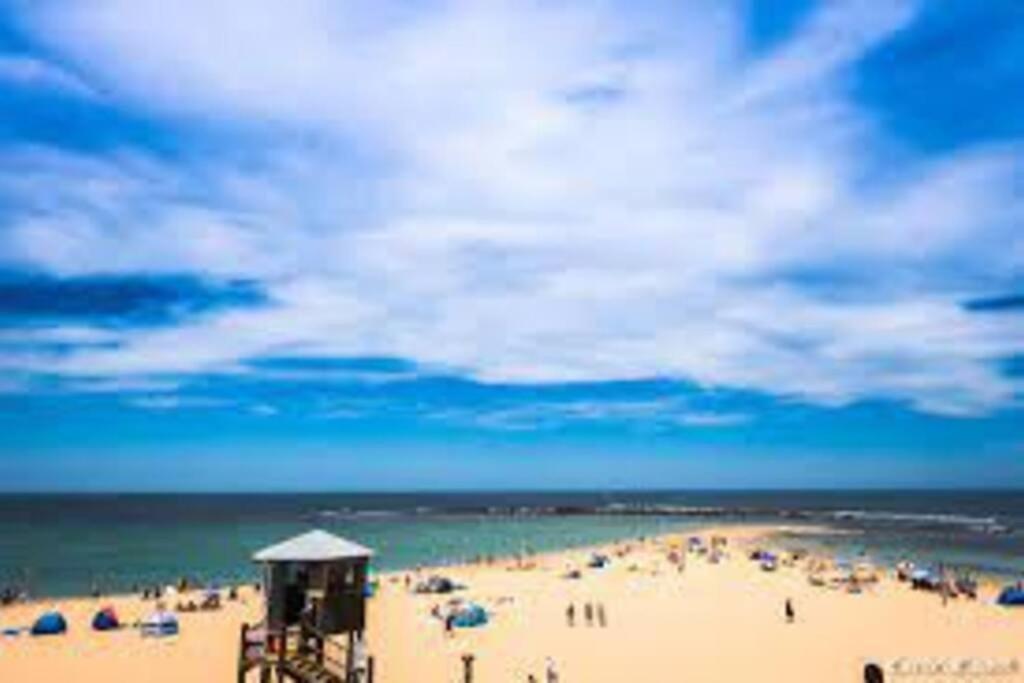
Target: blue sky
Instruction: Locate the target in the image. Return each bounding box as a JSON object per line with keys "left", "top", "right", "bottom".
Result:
{"left": 0, "top": 0, "right": 1022, "bottom": 491}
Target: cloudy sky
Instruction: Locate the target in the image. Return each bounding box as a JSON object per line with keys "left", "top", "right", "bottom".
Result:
{"left": 0, "top": 0, "right": 1022, "bottom": 490}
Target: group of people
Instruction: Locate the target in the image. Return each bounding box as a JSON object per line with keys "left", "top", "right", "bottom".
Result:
{"left": 525, "top": 657, "right": 560, "bottom": 683}
{"left": 565, "top": 601, "right": 607, "bottom": 628}
{"left": 0, "top": 585, "right": 27, "bottom": 606}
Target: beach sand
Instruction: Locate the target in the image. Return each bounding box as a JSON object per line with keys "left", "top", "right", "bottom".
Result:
{"left": 1, "top": 525, "right": 1021, "bottom": 682}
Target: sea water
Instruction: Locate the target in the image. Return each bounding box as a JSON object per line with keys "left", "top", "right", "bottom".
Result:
{"left": 0, "top": 490, "right": 1020, "bottom": 597}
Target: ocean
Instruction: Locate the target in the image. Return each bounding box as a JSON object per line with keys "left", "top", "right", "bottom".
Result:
{"left": 0, "top": 490, "right": 1021, "bottom": 597}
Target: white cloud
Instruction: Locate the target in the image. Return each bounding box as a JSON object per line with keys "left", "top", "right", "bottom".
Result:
{"left": 2, "top": 0, "right": 1023, "bottom": 416}
{"left": 423, "top": 398, "right": 749, "bottom": 431}
{"left": 128, "top": 395, "right": 230, "bottom": 410}
{"left": 0, "top": 54, "right": 96, "bottom": 97}
{"left": 248, "top": 403, "right": 278, "bottom": 417}
{"left": 674, "top": 412, "right": 751, "bottom": 427}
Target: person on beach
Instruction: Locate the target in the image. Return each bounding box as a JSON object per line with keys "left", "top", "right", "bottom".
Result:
{"left": 785, "top": 598, "right": 795, "bottom": 623}
{"left": 566, "top": 603, "right": 575, "bottom": 627}
{"left": 545, "top": 657, "right": 559, "bottom": 683}
{"left": 584, "top": 602, "right": 593, "bottom": 626}
{"left": 864, "top": 662, "right": 885, "bottom": 683}
{"left": 597, "top": 603, "right": 607, "bottom": 628}
{"left": 445, "top": 612, "right": 455, "bottom": 637}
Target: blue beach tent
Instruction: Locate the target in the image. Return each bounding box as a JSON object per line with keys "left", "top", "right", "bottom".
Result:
{"left": 452, "top": 603, "right": 488, "bottom": 628}
{"left": 31, "top": 611, "right": 67, "bottom": 636}
{"left": 996, "top": 586, "right": 1024, "bottom": 607}
{"left": 92, "top": 607, "right": 120, "bottom": 631}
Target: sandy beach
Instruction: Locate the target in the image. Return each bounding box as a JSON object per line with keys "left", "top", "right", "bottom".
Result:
{"left": 1, "top": 525, "right": 1021, "bottom": 682}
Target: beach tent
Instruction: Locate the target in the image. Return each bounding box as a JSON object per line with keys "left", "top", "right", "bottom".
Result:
{"left": 910, "top": 569, "right": 943, "bottom": 591}
{"left": 451, "top": 603, "right": 488, "bottom": 628}
{"left": 996, "top": 586, "right": 1024, "bottom": 606}
{"left": 92, "top": 606, "right": 120, "bottom": 631}
{"left": 415, "top": 575, "right": 457, "bottom": 594}
{"left": 31, "top": 611, "right": 67, "bottom": 636}
{"left": 141, "top": 611, "right": 179, "bottom": 638}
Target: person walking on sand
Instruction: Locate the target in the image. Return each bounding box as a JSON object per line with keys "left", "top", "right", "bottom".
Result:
{"left": 545, "top": 657, "right": 559, "bottom": 683}
{"left": 785, "top": 598, "right": 795, "bottom": 623}
{"left": 597, "top": 603, "right": 607, "bottom": 628}
{"left": 584, "top": 602, "right": 594, "bottom": 626}
{"left": 445, "top": 612, "right": 455, "bottom": 637}
{"left": 566, "top": 603, "right": 575, "bottom": 627}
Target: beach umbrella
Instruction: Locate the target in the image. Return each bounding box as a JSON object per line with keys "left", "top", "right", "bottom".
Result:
{"left": 31, "top": 611, "right": 67, "bottom": 636}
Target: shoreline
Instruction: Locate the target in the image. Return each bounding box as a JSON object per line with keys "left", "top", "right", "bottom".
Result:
{"left": 4, "top": 490, "right": 1021, "bottom": 599}
{"left": 1, "top": 522, "right": 1021, "bottom": 682}
{"left": 3, "top": 519, "right": 1020, "bottom": 603}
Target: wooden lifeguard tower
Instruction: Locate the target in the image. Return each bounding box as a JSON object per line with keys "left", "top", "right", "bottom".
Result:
{"left": 239, "top": 530, "right": 375, "bottom": 683}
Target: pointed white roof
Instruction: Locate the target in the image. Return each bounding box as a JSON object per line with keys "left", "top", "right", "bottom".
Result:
{"left": 253, "top": 529, "right": 374, "bottom": 562}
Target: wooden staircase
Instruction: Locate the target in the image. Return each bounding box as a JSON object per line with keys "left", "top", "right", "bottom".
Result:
{"left": 239, "top": 621, "right": 369, "bottom": 683}
{"left": 281, "top": 653, "right": 344, "bottom": 683}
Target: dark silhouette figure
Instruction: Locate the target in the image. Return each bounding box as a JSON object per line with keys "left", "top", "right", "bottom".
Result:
{"left": 445, "top": 613, "right": 455, "bottom": 636}
{"left": 566, "top": 603, "right": 575, "bottom": 627}
{"left": 584, "top": 602, "right": 594, "bottom": 627}
{"left": 864, "top": 662, "right": 885, "bottom": 683}
{"left": 597, "top": 603, "right": 607, "bottom": 628}
{"left": 784, "top": 598, "right": 795, "bottom": 623}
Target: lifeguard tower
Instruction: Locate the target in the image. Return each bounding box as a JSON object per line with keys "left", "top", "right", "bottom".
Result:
{"left": 239, "top": 530, "right": 375, "bottom": 683}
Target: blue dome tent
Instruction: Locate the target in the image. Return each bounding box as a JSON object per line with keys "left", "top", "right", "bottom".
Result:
{"left": 996, "top": 585, "right": 1024, "bottom": 606}
{"left": 92, "top": 606, "right": 120, "bottom": 631}
{"left": 31, "top": 611, "right": 67, "bottom": 636}
{"left": 452, "top": 603, "right": 488, "bottom": 628}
